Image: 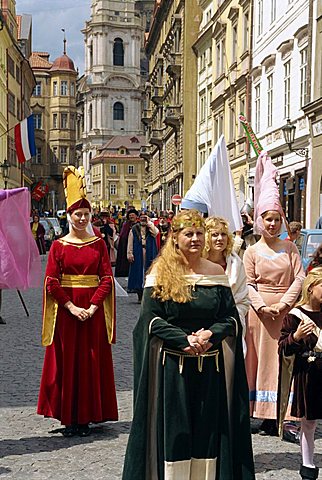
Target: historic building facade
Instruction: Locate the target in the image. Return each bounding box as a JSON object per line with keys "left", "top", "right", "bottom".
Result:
{"left": 193, "top": 0, "right": 252, "bottom": 209}
{"left": 250, "top": 0, "right": 310, "bottom": 225}
{"left": 91, "top": 134, "right": 145, "bottom": 211}
{"left": 141, "top": 0, "right": 201, "bottom": 211}
{"left": 303, "top": 0, "right": 322, "bottom": 226}
{"left": 30, "top": 46, "right": 77, "bottom": 209}
{"left": 80, "top": 0, "right": 151, "bottom": 199}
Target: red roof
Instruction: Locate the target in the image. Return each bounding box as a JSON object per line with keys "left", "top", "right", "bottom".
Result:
{"left": 30, "top": 52, "right": 53, "bottom": 69}
{"left": 50, "top": 54, "right": 76, "bottom": 73}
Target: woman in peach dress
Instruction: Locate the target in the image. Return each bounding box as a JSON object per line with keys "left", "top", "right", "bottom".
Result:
{"left": 243, "top": 153, "right": 305, "bottom": 435}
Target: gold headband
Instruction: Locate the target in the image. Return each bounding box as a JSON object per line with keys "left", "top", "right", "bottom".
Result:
{"left": 172, "top": 219, "right": 204, "bottom": 231}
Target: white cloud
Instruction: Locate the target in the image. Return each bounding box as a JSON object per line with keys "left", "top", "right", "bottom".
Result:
{"left": 17, "top": 0, "right": 89, "bottom": 73}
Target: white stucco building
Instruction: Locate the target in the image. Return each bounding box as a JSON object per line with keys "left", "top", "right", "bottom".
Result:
{"left": 250, "top": 0, "right": 310, "bottom": 224}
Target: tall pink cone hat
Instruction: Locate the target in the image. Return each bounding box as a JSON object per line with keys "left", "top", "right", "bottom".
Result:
{"left": 254, "top": 151, "right": 284, "bottom": 236}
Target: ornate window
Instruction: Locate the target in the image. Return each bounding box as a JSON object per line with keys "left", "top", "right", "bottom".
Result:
{"left": 34, "top": 82, "right": 41, "bottom": 96}
{"left": 113, "top": 102, "right": 124, "bottom": 120}
{"left": 300, "top": 48, "right": 307, "bottom": 107}
{"left": 284, "top": 61, "right": 291, "bottom": 119}
{"left": 33, "top": 113, "right": 42, "bottom": 129}
{"left": 61, "top": 81, "right": 68, "bottom": 96}
{"left": 61, "top": 113, "right": 68, "bottom": 129}
{"left": 113, "top": 38, "right": 124, "bottom": 66}
{"left": 60, "top": 146, "right": 68, "bottom": 163}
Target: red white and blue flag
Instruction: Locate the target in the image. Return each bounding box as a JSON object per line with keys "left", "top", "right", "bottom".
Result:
{"left": 14, "top": 115, "right": 36, "bottom": 164}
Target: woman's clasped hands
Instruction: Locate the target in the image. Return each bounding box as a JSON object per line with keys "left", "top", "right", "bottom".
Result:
{"left": 183, "top": 328, "right": 213, "bottom": 355}
{"left": 64, "top": 301, "right": 98, "bottom": 322}
{"left": 259, "top": 302, "right": 288, "bottom": 321}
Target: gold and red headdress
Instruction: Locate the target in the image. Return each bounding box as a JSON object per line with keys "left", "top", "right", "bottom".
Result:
{"left": 63, "top": 165, "right": 91, "bottom": 213}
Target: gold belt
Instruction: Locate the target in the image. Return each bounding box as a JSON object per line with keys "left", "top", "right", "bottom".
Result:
{"left": 162, "top": 347, "right": 220, "bottom": 375}
{"left": 61, "top": 274, "right": 99, "bottom": 288}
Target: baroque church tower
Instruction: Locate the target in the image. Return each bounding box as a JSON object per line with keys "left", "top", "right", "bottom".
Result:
{"left": 80, "top": 0, "right": 147, "bottom": 190}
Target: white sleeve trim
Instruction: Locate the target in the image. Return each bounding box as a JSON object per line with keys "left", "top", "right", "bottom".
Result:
{"left": 149, "top": 316, "right": 163, "bottom": 335}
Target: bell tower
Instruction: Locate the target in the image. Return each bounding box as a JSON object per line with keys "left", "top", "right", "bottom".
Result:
{"left": 81, "top": 0, "right": 146, "bottom": 188}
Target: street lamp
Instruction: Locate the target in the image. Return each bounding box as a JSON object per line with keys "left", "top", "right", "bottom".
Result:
{"left": 161, "top": 178, "right": 167, "bottom": 210}
{"left": 0, "top": 159, "right": 10, "bottom": 189}
{"left": 282, "top": 118, "right": 308, "bottom": 157}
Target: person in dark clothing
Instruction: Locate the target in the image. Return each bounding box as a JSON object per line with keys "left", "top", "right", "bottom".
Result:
{"left": 30, "top": 214, "right": 46, "bottom": 255}
{"left": 278, "top": 268, "right": 322, "bottom": 480}
{"left": 100, "top": 210, "right": 117, "bottom": 266}
{"left": 115, "top": 209, "right": 138, "bottom": 277}
{"left": 127, "top": 213, "right": 158, "bottom": 302}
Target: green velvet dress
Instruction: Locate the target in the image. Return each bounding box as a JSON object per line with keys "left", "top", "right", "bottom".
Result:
{"left": 123, "top": 274, "right": 255, "bottom": 480}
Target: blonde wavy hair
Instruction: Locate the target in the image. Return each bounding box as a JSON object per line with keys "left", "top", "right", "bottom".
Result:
{"left": 296, "top": 267, "right": 322, "bottom": 307}
{"left": 204, "top": 216, "right": 234, "bottom": 258}
{"left": 150, "top": 209, "right": 205, "bottom": 303}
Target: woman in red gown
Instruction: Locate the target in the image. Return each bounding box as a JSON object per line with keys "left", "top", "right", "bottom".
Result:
{"left": 37, "top": 166, "right": 118, "bottom": 437}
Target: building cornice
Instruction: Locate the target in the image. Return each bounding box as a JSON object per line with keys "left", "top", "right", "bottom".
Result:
{"left": 145, "top": 0, "right": 173, "bottom": 56}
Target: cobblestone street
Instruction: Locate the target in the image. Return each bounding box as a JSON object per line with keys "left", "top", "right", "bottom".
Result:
{"left": 0, "top": 260, "right": 321, "bottom": 479}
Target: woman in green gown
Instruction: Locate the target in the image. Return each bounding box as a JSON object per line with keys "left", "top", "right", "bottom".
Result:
{"left": 123, "top": 209, "right": 254, "bottom": 480}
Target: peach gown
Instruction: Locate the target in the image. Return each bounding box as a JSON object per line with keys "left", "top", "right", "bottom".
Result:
{"left": 243, "top": 240, "right": 305, "bottom": 419}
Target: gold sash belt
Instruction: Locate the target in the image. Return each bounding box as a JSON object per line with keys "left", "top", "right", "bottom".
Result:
{"left": 61, "top": 274, "right": 99, "bottom": 288}
{"left": 162, "top": 347, "right": 220, "bottom": 375}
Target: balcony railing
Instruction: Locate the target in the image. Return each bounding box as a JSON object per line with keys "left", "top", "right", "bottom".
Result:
{"left": 164, "top": 105, "right": 181, "bottom": 128}
{"left": 166, "top": 53, "right": 181, "bottom": 78}
{"left": 140, "top": 145, "right": 152, "bottom": 160}
{"left": 151, "top": 86, "right": 163, "bottom": 105}
{"left": 150, "top": 128, "right": 164, "bottom": 147}
{"left": 142, "top": 109, "right": 152, "bottom": 125}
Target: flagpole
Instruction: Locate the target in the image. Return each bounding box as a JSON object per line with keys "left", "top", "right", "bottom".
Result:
{"left": 0, "top": 124, "right": 16, "bottom": 139}
{"left": 21, "top": 161, "right": 24, "bottom": 187}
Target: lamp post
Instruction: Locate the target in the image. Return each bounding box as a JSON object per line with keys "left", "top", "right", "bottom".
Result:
{"left": 0, "top": 159, "right": 10, "bottom": 189}
{"left": 282, "top": 118, "right": 308, "bottom": 158}
{"left": 161, "top": 179, "right": 167, "bottom": 210}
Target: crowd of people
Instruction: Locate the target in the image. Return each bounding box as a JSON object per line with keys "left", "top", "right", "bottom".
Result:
{"left": 24, "top": 160, "right": 322, "bottom": 480}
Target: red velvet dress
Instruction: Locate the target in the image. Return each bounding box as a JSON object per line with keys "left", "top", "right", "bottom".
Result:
{"left": 37, "top": 236, "right": 118, "bottom": 425}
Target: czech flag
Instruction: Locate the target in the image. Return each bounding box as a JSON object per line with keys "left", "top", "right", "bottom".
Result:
{"left": 14, "top": 115, "right": 36, "bottom": 164}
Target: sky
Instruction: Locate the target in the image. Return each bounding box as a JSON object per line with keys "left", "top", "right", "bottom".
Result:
{"left": 17, "top": 0, "right": 90, "bottom": 74}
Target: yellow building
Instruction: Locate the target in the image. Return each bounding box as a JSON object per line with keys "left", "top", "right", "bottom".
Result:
{"left": 1, "top": 2, "right": 35, "bottom": 189}
{"left": 141, "top": 0, "right": 201, "bottom": 211}
{"left": 209, "top": 0, "right": 253, "bottom": 207}
{"left": 0, "top": 11, "right": 10, "bottom": 185}
{"left": 30, "top": 46, "right": 77, "bottom": 210}
{"left": 91, "top": 135, "right": 146, "bottom": 211}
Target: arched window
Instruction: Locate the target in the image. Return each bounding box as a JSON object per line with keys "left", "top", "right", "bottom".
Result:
{"left": 113, "top": 102, "right": 124, "bottom": 120}
{"left": 113, "top": 38, "right": 124, "bottom": 66}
